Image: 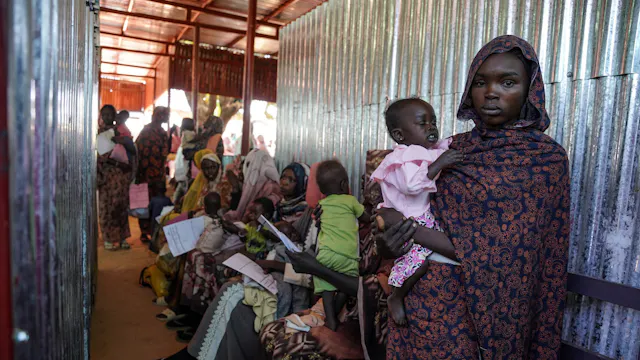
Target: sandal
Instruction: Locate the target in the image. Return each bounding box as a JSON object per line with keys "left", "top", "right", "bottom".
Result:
{"left": 152, "top": 296, "right": 169, "bottom": 306}
{"left": 120, "top": 241, "right": 131, "bottom": 250}
{"left": 104, "top": 242, "right": 117, "bottom": 251}
{"left": 176, "top": 329, "right": 195, "bottom": 343}
{"left": 166, "top": 318, "right": 193, "bottom": 331}
{"left": 156, "top": 308, "right": 186, "bottom": 322}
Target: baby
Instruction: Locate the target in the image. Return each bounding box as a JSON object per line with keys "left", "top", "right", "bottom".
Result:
{"left": 180, "top": 118, "right": 197, "bottom": 151}
{"left": 315, "top": 160, "right": 369, "bottom": 331}
{"left": 223, "top": 197, "right": 276, "bottom": 259}
{"left": 115, "top": 110, "right": 132, "bottom": 138}
{"left": 371, "top": 98, "right": 462, "bottom": 326}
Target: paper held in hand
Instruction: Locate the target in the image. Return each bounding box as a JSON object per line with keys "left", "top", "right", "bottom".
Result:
{"left": 97, "top": 129, "right": 116, "bottom": 155}
{"left": 163, "top": 217, "right": 205, "bottom": 256}
{"left": 257, "top": 215, "right": 301, "bottom": 253}
{"left": 222, "top": 253, "right": 278, "bottom": 294}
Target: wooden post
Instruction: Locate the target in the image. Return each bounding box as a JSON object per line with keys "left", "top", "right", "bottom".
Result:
{"left": 191, "top": 25, "right": 200, "bottom": 125}
{"left": 153, "top": 72, "right": 157, "bottom": 110}
{"left": 241, "top": 0, "right": 257, "bottom": 155}
{"left": 168, "top": 56, "right": 173, "bottom": 113}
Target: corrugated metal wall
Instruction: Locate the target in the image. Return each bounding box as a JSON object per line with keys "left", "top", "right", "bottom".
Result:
{"left": 275, "top": 0, "right": 640, "bottom": 358}
{"left": 5, "top": 0, "right": 99, "bottom": 358}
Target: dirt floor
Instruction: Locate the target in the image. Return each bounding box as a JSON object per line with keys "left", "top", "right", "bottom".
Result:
{"left": 90, "top": 217, "right": 184, "bottom": 360}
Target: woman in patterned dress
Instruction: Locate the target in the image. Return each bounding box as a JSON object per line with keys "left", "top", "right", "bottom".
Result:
{"left": 378, "top": 35, "right": 570, "bottom": 359}
{"left": 97, "top": 105, "right": 135, "bottom": 250}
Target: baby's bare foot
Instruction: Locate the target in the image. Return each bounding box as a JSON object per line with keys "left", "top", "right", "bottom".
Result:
{"left": 388, "top": 291, "right": 407, "bottom": 326}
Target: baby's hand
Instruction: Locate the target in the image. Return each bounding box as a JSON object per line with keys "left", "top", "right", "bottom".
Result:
{"left": 437, "top": 149, "right": 464, "bottom": 167}
{"left": 429, "top": 150, "right": 463, "bottom": 180}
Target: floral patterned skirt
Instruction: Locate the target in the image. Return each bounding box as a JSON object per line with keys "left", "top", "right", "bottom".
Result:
{"left": 388, "top": 211, "right": 441, "bottom": 287}
{"left": 180, "top": 250, "right": 239, "bottom": 314}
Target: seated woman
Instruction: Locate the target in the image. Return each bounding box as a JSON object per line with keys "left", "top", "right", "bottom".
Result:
{"left": 158, "top": 151, "right": 391, "bottom": 360}
{"left": 172, "top": 163, "right": 313, "bottom": 338}
{"left": 224, "top": 149, "right": 282, "bottom": 222}
{"left": 274, "top": 162, "right": 311, "bottom": 224}
{"left": 152, "top": 149, "right": 226, "bottom": 308}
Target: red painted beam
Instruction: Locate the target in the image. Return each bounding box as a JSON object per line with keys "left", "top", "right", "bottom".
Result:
{"left": 241, "top": 0, "right": 257, "bottom": 155}
{"left": 0, "top": 0, "right": 13, "bottom": 356}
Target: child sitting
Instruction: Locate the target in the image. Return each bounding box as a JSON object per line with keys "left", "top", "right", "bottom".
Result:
{"left": 195, "top": 192, "right": 225, "bottom": 253}
{"left": 148, "top": 181, "right": 173, "bottom": 239}
{"left": 223, "top": 197, "right": 276, "bottom": 260}
{"left": 371, "top": 98, "right": 462, "bottom": 325}
{"left": 314, "top": 160, "right": 369, "bottom": 331}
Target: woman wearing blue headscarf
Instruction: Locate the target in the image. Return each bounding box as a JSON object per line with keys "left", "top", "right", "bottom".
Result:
{"left": 274, "top": 162, "right": 310, "bottom": 224}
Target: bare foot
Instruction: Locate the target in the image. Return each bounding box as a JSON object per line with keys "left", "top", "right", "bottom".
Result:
{"left": 388, "top": 291, "right": 407, "bottom": 326}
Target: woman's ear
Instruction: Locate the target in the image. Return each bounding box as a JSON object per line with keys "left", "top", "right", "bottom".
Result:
{"left": 391, "top": 128, "right": 404, "bottom": 143}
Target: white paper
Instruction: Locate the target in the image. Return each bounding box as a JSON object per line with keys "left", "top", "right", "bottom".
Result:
{"left": 222, "top": 253, "right": 278, "bottom": 294}
{"left": 163, "top": 217, "right": 206, "bottom": 256}
{"left": 155, "top": 206, "right": 175, "bottom": 223}
{"left": 283, "top": 263, "right": 313, "bottom": 288}
{"left": 97, "top": 129, "right": 116, "bottom": 155}
{"left": 258, "top": 215, "right": 301, "bottom": 252}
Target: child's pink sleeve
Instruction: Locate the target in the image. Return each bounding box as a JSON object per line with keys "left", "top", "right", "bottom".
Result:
{"left": 393, "top": 146, "right": 448, "bottom": 195}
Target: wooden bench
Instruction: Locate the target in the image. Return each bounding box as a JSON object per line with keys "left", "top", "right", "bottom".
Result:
{"left": 559, "top": 273, "right": 640, "bottom": 360}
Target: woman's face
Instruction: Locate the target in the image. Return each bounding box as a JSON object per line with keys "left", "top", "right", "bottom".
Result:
{"left": 201, "top": 159, "right": 220, "bottom": 181}
{"left": 100, "top": 108, "right": 116, "bottom": 127}
{"left": 279, "top": 169, "right": 298, "bottom": 197}
{"left": 470, "top": 52, "right": 529, "bottom": 128}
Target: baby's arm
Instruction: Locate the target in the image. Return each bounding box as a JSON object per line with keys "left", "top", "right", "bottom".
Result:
{"left": 427, "top": 149, "right": 464, "bottom": 180}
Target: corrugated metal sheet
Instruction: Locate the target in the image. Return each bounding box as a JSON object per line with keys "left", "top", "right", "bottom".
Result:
{"left": 6, "top": 0, "right": 99, "bottom": 358}
{"left": 275, "top": 0, "right": 640, "bottom": 358}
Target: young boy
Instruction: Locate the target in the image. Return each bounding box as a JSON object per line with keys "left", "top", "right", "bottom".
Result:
{"left": 195, "top": 192, "right": 225, "bottom": 253}
{"left": 148, "top": 182, "right": 173, "bottom": 239}
{"left": 314, "top": 160, "right": 369, "bottom": 331}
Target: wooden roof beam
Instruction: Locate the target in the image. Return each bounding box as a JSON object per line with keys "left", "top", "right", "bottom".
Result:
{"left": 226, "top": 0, "right": 298, "bottom": 48}
{"left": 101, "top": 61, "right": 157, "bottom": 72}
{"left": 101, "top": 45, "right": 170, "bottom": 57}
{"left": 100, "top": 31, "right": 174, "bottom": 46}
{"left": 100, "top": 7, "right": 278, "bottom": 40}
{"left": 144, "top": 0, "right": 282, "bottom": 28}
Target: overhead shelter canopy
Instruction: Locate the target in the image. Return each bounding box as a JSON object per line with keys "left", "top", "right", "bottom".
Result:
{"left": 99, "top": 0, "right": 327, "bottom": 78}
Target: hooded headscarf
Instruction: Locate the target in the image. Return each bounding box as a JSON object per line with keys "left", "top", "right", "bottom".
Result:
{"left": 225, "top": 149, "right": 281, "bottom": 221}
{"left": 431, "top": 36, "right": 570, "bottom": 359}
{"left": 182, "top": 149, "right": 222, "bottom": 213}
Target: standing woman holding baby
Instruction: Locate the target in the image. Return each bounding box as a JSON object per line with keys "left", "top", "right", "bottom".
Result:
{"left": 379, "top": 36, "right": 570, "bottom": 359}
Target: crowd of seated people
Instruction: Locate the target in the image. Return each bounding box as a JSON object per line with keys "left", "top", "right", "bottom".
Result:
{"left": 99, "top": 35, "right": 570, "bottom": 360}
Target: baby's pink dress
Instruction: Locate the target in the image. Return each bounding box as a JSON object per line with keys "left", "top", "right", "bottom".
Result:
{"left": 370, "top": 138, "right": 451, "bottom": 287}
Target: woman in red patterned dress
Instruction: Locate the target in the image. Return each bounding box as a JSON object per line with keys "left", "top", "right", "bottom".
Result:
{"left": 378, "top": 35, "right": 570, "bottom": 359}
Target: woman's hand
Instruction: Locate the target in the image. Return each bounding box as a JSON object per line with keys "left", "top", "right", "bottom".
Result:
{"left": 375, "top": 208, "right": 403, "bottom": 229}
{"left": 313, "top": 205, "right": 323, "bottom": 231}
{"left": 375, "top": 219, "right": 416, "bottom": 259}
{"left": 286, "top": 250, "right": 321, "bottom": 276}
